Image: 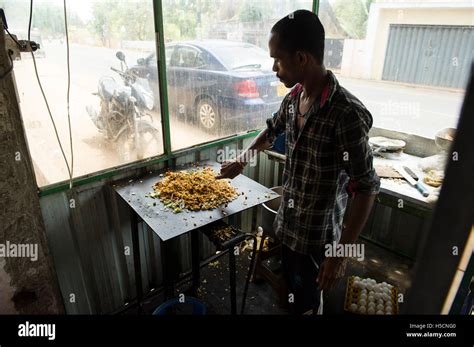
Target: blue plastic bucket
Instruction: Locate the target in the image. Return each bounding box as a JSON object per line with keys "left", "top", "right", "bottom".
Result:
{"left": 152, "top": 296, "right": 207, "bottom": 315}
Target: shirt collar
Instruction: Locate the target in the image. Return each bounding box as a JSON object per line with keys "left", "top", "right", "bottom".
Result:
{"left": 289, "top": 70, "right": 339, "bottom": 108}
{"left": 320, "top": 70, "right": 338, "bottom": 108}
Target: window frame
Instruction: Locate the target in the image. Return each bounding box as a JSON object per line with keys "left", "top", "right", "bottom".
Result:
{"left": 37, "top": 0, "right": 320, "bottom": 197}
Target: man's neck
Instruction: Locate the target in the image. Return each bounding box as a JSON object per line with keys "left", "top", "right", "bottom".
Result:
{"left": 301, "top": 66, "right": 328, "bottom": 100}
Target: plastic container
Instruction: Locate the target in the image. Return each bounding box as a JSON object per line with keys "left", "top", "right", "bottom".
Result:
{"left": 261, "top": 186, "right": 282, "bottom": 240}
{"left": 152, "top": 296, "right": 207, "bottom": 315}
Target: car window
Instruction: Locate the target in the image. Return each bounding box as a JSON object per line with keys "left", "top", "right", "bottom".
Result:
{"left": 210, "top": 43, "right": 272, "bottom": 71}
{"left": 195, "top": 51, "right": 207, "bottom": 69}
{"left": 170, "top": 46, "right": 200, "bottom": 68}
{"left": 165, "top": 46, "right": 174, "bottom": 65}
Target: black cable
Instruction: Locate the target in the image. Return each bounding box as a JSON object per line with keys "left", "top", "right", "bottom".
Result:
{"left": 28, "top": 0, "right": 33, "bottom": 43}
{"left": 4, "top": 27, "right": 22, "bottom": 48}
{"left": 27, "top": 0, "right": 73, "bottom": 183}
{"left": 0, "top": 50, "right": 13, "bottom": 80}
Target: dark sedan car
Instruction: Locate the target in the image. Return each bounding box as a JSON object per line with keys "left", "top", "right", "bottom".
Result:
{"left": 129, "top": 40, "right": 287, "bottom": 134}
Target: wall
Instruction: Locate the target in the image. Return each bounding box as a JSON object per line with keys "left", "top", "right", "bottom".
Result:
{"left": 0, "top": 24, "right": 64, "bottom": 314}
{"left": 340, "top": 39, "right": 367, "bottom": 78}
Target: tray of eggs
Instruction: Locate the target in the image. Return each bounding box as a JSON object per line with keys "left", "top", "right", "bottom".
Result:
{"left": 344, "top": 276, "right": 398, "bottom": 315}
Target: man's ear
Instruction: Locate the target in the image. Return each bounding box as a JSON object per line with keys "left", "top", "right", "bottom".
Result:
{"left": 295, "top": 51, "right": 310, "bottom": 68}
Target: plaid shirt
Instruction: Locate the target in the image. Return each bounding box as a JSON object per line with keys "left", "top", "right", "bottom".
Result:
{"left": 272, "top": 71, "right": 380, "bottom": 255}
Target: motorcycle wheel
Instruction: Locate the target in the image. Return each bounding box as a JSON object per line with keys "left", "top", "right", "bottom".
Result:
{"left": 117, "top": 121, "right": 161, "bottom": 162}
{"left": 135, "top": 121, "right": 161, "bottom": 160}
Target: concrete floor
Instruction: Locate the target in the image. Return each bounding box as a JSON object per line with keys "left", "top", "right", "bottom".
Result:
{"left": 131, "top": 239, "right": 414, "bottom": 315}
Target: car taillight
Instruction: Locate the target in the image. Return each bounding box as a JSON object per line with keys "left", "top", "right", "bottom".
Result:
{"left": 234, "top": 80, "right": 259, "bottom": 98}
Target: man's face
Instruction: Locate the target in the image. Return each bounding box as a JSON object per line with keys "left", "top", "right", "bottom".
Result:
{"left": 269, "top": 33, "right": 300, "bottom": 88}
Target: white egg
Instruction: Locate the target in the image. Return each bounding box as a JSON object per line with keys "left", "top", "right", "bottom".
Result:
{"left": 358, "top": 306, "right": 366, "bottom": 314}
{"left": 368, "top": 302, "right": 376, "bottom": 309}
{"left": 367, "top": 307, "right": 375, "bottom": 315}
{"left": 377, "top": 298, "right": 384, "bottom": 305}
{"left": 359, "top": 299, "right": 367, "bottom": 307}
{"left": 361, "top": 289, "right": 367, "bottom": 295}
{"left": 350, "top": 303, "right": 358, "bottom": 312}
{"left": 353, "top": 280, "right": 360, "bottom": 288}
{"left": 366, "top": 284, "right": 373, "bottom": 291}
{"left": 387, "top": 284, "right": 394, "bottom": 289}
{"left": 382, "top": 281, "right": 388, "bottom": 286}
{"left": 368, "top": 296, "right": 375, "bottom": 303}
{"left": 354, "top": 276, "right": 361, "bottom": 281}
{"left": 376, "top": 304, "right": 384, "bottom": 311}
{"left": 385, "top": 310, "right": 392, "bottom": 315}
{"left": 369, "top": 290, "right": 375, "bottom": 296}
{"left": 360, "top": 283, "right": 367, "bottom": 290}
{"left": 374, "top": 293, "right": 382, "bottom": 300}
{"left": 360, "top": 293, "right": 367, "bottom": 300}
{"left": 376, "top": 310, "right": 384, "bottom": 315}
{"left": 385, "top": 302, "right": 393, "bottom": 309}
{"left": 382, "top": 293, "right": 390, "bottom": 302}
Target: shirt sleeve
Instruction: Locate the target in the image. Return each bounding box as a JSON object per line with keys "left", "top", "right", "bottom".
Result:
{"left": 272, "top": 93, "right": 291, "bottom": 137}
{"left": 335, "top": 107, "right": 380, "bottom": 195}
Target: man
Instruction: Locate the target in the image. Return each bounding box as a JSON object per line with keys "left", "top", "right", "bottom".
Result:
{"left": 218, "top": 9, "right": 380, "bottom": 314}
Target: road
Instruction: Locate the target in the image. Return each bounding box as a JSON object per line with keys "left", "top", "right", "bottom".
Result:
{"left": 12, "top": 41, "right": 465, "bottom": 186}
{"left": 338, "top": 75, "right": 464, "bottom": 139}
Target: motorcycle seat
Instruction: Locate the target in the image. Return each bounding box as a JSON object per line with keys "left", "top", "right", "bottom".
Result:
{"left": 99, "top": 77, "right": 131, "bottom": 102}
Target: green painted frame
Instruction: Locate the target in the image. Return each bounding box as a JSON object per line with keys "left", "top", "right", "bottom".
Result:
{"left": 38, "top": 0, "right": 320, "bottom": 197}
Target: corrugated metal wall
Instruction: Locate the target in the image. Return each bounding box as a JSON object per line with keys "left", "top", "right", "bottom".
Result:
{"left": 382, "top": 25, "right": 473, "bottom": 89}
{"left": 39, "top": 138, "right": 284, "bottom": 314}
{"left": 39, "top": 137, "right": 430, "bottom": 314}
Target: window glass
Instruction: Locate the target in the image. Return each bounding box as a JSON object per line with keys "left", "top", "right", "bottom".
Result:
{"left": 3, "top": 0, "right": 163, "bottom": 186}
{"left": 162, "top": 0, "right": 313, "bottom": 150}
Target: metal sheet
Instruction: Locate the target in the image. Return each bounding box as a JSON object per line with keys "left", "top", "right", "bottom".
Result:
{"left": 382, "top": 25, "right": 473, "bottom": 89}
{"left": 113, "top": 160, "right": 279, "bottom": 241}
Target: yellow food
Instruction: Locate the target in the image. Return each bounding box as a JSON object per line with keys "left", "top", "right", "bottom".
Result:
{"left": 152, "top": 168, "right": 238, "bottom": 212}
{"left": 423, "top": 170, "right": 443, "bottom": 187}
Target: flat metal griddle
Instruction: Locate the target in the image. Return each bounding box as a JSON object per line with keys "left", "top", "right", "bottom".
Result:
{"left": 113, "top": 160, "right": 280, "bottom": 241}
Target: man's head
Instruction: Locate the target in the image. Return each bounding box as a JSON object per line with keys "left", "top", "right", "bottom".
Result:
{"left": 269, "top": 9, "right": 325, "bottom": 88}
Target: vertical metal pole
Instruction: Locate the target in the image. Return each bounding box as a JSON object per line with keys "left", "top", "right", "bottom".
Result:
{"left": 312, "top": 0, "right": 320, "bottom": 15}
{"left": 191, "top": 230, "right": 201, "bottom": 296}
{"left": 153, "top": 0, "right": 173, "bottom": 165}
{"left": 130, "top": 210, "right": 143, "bottom": 313}
{"left": 229, "top": 249, "right": 237, "bottom": 315}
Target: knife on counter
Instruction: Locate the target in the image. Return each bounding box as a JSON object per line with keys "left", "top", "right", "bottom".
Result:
{"left": 395, "top": 165, "right": 430, "bottom": 197}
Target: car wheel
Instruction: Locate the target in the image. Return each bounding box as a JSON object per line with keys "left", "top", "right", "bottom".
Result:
{"left": 196, "top": 98, "right": 220, "bottom": 134}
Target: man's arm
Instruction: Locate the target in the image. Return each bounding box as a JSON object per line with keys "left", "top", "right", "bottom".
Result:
{"left": 217, "top": 94, "right": 289, "bottom": 179}
{"left": 317, "top": 109, "right": 380, "bottom": 291}
{"left": 216, "top": 128, "right": 273, "bottom": 179}
{"left": 339, "top": 193, "right": 376, "bottom": 245}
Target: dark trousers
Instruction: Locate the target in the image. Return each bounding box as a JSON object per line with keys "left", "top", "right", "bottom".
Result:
{"left": 281, "top": 244, "right": 323, "bottom": 314}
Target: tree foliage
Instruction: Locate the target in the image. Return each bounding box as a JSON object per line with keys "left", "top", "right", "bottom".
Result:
{"left": 332, "top": 0, "right": 374, "bottom": 39}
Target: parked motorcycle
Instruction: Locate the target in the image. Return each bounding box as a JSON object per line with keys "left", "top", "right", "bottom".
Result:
{"left": 87, "top": 51, "right": 160, "bottom": 161}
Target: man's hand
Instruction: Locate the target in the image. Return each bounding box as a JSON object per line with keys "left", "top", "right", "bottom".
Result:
{"left": 216, "top": 159, "right": 245, "bottom": 179}
{"left": 316, "top": 257, "right": 347, "bottom": 291}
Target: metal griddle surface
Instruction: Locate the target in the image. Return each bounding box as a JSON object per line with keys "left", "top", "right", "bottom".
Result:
{"left": 113, "top": 161, "right": 280, "bottom": 241}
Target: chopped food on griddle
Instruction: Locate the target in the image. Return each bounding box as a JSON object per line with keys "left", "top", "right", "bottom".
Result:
{"left": 151, "top": 167, "right": 238, "bottom": 212}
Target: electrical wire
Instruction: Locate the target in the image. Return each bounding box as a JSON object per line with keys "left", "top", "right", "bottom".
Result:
{"left": 1, "top": 23, "right": 18, "bottom": 81}
{"left": 28, "top": 0, "right": 74, "bottom": 189}
{"left": 5, "top": 27, "right": 22, "bottom": 49}
{"left": 63, "top": 0, "right": 74, "bottom": 189}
